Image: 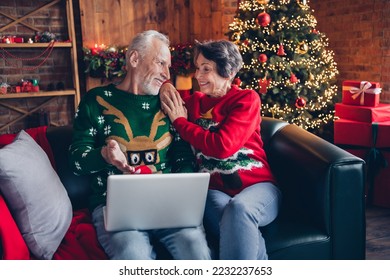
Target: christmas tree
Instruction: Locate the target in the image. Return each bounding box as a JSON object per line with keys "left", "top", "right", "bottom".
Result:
{"left": 226, "top": 0, "right": 339, "bottom": 138}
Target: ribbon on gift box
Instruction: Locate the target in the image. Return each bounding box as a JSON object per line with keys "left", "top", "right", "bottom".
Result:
{"left": 366, "top": 122, "right": 388, "bottom": 205}
{"left": 343, "top": 81, "right": 382, "bottom": 105}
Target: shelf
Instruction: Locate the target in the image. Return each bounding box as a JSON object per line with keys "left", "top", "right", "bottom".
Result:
{"left": 0, "top": 90, "right": 76, "bottom": 99}
{"left": 0, "top": 0, "right": 80, "bottom": 133}
{"left": 0, "top": 42, "right": 72, "bottom": 48}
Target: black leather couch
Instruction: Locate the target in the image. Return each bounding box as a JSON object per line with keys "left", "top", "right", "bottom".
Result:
{"left": 44, "top": 116, "right": 366, "bottom": 260}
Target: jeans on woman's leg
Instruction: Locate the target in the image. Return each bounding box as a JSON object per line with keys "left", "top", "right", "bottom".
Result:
{"left": 204, "top": 182, "right": 281, "bottom": 260}
{"left": 92, "top": 205, "right": 155, "bottom": 260}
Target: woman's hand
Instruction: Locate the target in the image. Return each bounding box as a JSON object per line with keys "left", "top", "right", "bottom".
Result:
{"left": 160, "top": 83, "right": 188, "bottom": 122}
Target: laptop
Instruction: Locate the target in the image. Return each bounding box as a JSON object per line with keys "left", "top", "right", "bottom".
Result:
{"left": 103, "top": 173, "right": 210, "bottom": 231}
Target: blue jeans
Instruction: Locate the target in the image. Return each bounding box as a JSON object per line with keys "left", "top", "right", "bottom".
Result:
{"left": 204, "top": 182, "right": 281, "bottom": 260}
{"left": 92, "top": 205, "right": 211, "bottom": 260}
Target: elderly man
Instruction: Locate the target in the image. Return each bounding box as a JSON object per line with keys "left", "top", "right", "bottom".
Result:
{"left": 69, "top": 30, "right": 210, "bottom": 260}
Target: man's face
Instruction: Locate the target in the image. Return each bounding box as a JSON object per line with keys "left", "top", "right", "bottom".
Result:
{"left": 136, "top": 39, "right": 171, "bottom": 95}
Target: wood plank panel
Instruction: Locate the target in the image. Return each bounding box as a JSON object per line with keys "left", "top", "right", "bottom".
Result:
{"left": 79, "top": 0, "right": 226, "bottom": 90}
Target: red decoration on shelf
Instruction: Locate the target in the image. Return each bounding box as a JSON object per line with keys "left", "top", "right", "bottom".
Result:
{"left": 277, "top": 44, "right": 286, "bottom": 56}
{"left": 257, "top": 12, "right": 271, "bottom": 27}
{"left": 295, "top": 97, "right": 306, "bottom": 108}
{"left": 258, "top": 53, "right": 268, "bottom": 63}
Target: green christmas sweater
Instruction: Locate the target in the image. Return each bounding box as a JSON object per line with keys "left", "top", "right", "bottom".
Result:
{"left": 69, "top": 84, "right": 195, "bottom": 210}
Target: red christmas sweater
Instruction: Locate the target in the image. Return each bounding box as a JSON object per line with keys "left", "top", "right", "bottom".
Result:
{"left": 173, "top": 85, "right": 276, "bottom": 196}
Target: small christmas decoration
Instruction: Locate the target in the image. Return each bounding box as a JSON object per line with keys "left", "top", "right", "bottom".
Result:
{"left": 258, "top": 77, "right": 271, "bottom": 94}
{"left": 232, "top": 77, "right": 242, "bottom": 86}
{"left": 295, "top": 97, "right": 306, "bottom": 108}
{"left": 258, "top": 53, "right": 268, "bottom": 63}
{"left": 290, "top": 73, "right": 298, "bottom": 83}
{"left": 170, "top": 43, "right": 195, "bottom": 77}
{"left": 35, "top": 31, "right": 56, "bottom": 43}
{"left": 256, "top": 0, "right": 270, "bottom": 4}
{"left": 277, "top": 44, "right": 286, "bottom": 56}
{"left": 232, "top": 32, "right": 241, "bottom": 43}
{"left": 83, "top": 45, "right": 127, "bottom": 80}
{"left": 297, "top": 0, "right": 308, "bottom": 7}
{"left": 256, "top": 12, "right": 271, "bottom": 27}
{"left": 296, "top": 41, "right": 309, "bottom": 54}
{"left": 0, "top": 82, "right": 9, "bottom": 94}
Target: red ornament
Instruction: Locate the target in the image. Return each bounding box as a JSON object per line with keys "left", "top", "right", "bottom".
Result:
{"left": 277, "top": 44, "right": 286, "bottom": 56}
{"left": 232, "top": 77, "right": 242, "bottom": 86}
{"left": 295, "top": 97, "right": 306, "bottom": 108}
{"left": 258, "top": 53, "right": 268, "bottom": 63}
{"left": 290, "top": 73, "right": 298, "bottom": 83}
{"left": 257, "top": 12, "right": 271, "bottom": 27}
{"left": 258, "top": 77, "right": 271, "bottom": 94}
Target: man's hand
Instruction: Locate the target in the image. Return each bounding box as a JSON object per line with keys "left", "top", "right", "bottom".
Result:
{"left": 101, "top": 139, "right": 135, "bottom": 173}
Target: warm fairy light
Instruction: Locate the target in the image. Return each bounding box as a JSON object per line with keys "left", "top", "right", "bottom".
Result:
{"left": 227, "top": 0, "right": 338, "bottom": 132}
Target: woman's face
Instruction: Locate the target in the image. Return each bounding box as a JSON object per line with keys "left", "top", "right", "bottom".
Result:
{"left": 194, "top": 53, "right": 231, "bottom": 98}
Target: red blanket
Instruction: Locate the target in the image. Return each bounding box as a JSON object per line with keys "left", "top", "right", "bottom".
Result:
{"left": 53, "top": 209, "right": 107, "bottom": 260}
{"left": 0, "top": 126, "right": 107, "bottom": 260}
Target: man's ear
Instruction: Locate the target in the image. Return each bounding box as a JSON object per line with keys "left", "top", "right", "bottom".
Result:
{"left": 128, "top": 50, "right": 140, "bottom": 67}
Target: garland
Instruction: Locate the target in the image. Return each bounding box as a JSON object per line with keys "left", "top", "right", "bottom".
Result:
{"left": 0, "top": 40, "right": 55, "bottom": 71}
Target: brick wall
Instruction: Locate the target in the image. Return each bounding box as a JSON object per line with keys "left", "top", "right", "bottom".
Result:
{"left": 0, "top": 0, "right": 75, "bottom": 134}
{"left": 310, "top": 0, "right": 390, "bottom": 102}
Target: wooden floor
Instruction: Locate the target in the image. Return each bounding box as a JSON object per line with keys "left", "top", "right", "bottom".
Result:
{"left": 365, "top": 205, "right": 390, "bottom": 259}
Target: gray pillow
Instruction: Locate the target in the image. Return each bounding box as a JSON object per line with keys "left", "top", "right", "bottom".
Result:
{"left": 0, "top": 130, "right": 72, "bottom": 259}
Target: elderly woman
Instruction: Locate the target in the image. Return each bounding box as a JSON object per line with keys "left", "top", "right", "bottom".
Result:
{"left": 161, "top": 39, "right": 281, "bottom": 260}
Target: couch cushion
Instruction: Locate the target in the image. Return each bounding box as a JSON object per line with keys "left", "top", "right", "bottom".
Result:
{"left": 0, "top": 130, "right": 72, "bottom": 259}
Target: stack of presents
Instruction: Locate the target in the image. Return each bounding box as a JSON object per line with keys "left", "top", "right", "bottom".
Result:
{"left": 334, "top": 80, "right": 390, "bottom": 208}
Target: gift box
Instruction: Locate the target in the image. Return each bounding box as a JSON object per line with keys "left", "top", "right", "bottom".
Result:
{"left": 13, "top": 37, "right": 24, "bottom": 43}
{"left": 334, "top": 119, "right": 390, "bottom": 147}
{"left": 1, "top": 36, "right": 14, "bottom": 43}
{"left": 372, "top": 151, "right": 390, "bottom": 208}
{"left": 334, "top": 119, "right": 390, "bottom": 207}
{"left": 342, "top": 80, "right": 381, "bottom": 107}
{"left": 335, "top": 103, "right": 390, "bottom": 123}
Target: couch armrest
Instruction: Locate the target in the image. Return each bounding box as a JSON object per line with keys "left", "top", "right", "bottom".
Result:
{"left": 262, "top": 118, "right": 366, "bottom": 259}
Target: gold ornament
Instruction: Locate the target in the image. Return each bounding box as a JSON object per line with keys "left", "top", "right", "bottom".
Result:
{"left": 297, "top": 0, "right": 308, "bottom": 7}
{"left": 232, "top": 32, "right": 241, "bottom": 43}
{"left": 296, "top": 42, "right": 309, "bottom": 54}
{"left": 257, "top": 0, "right": 270, "bottom": 4}
{"left": 309, "top": 72, "right": 314, "bottom": 81}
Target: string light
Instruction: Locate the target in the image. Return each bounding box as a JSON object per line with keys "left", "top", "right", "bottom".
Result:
{"left": 227, "top": 0, "right": 339, "bottom": 133}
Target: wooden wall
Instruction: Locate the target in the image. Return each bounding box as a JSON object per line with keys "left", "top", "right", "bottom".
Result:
{"left": 79, "top": 0, "right": 231, "bottom": 90}
{"left": 79, "top": 0, "right": 227, "bottom": 47}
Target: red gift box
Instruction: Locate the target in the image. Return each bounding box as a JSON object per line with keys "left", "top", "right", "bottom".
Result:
{"left": 342, "top": 80, "right": 381, "bottom": 107}
{"left": 344, "top": 148, "right": 390, "bottom": 208}
{"left": 373, "top": 151, "right": 390, "bottom": 208}
{"left": 13, "top": 37, "right": 24, "bottom": 43}
{"left": 334, "top": 119, "right": 390, "bottom": 207}
{"left": 1, "top": 36, "right": 14, "bottom": 43}
{"left": 335, "top": 103, "right": 390, "bottom": 123}
{"left": 334, "top": 119, "right": 390, "bottom": 147}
